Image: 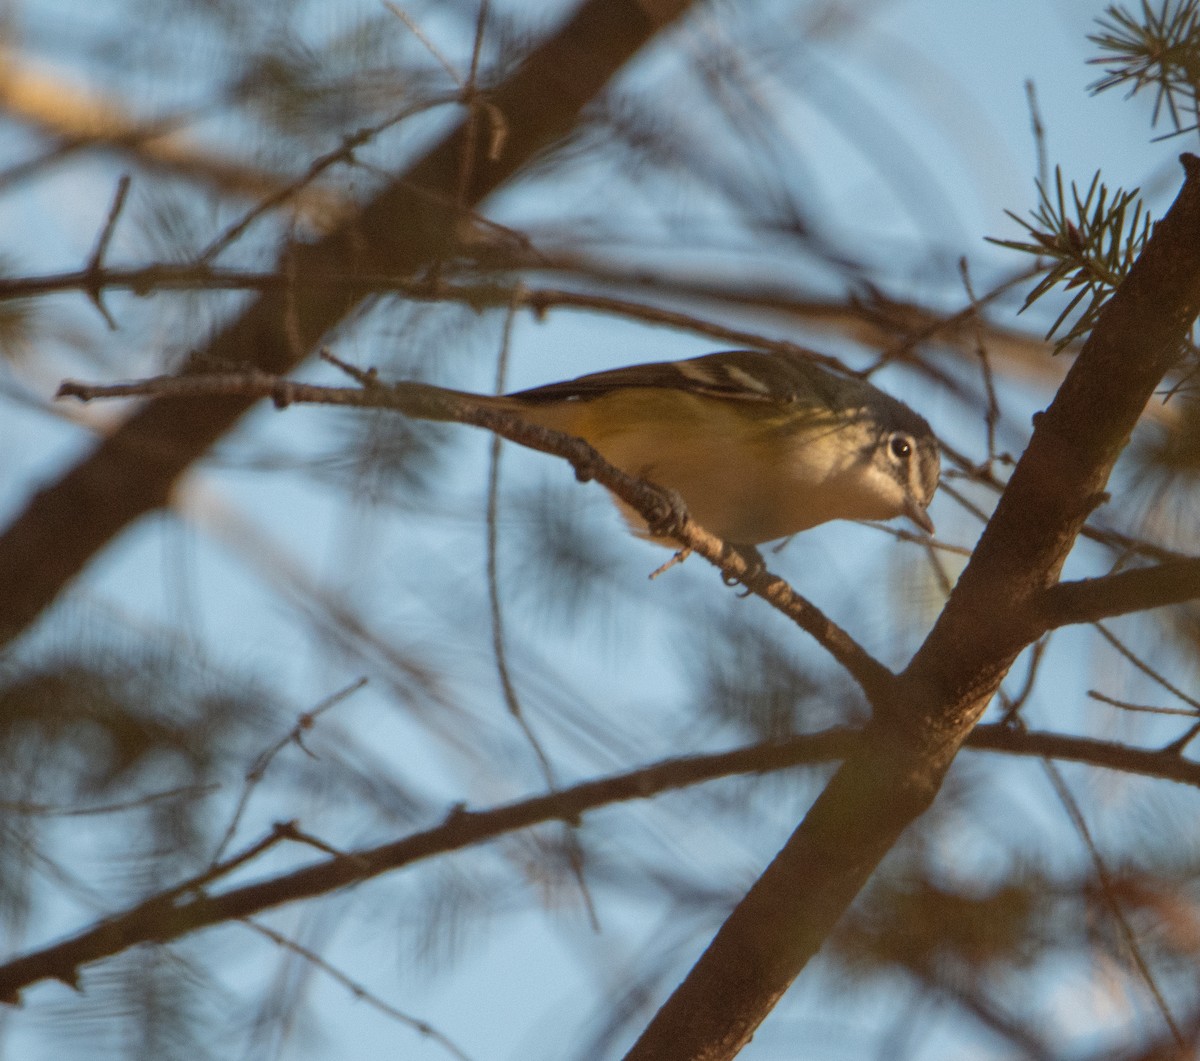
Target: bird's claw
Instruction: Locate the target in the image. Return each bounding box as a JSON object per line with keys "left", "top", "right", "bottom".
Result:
{"left": 721, "top": 544, "right": 766, "bottom": 596}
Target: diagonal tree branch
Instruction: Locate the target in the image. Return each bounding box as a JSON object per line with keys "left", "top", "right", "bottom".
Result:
{"left": 0, "top": 727, "right": 859, "bottom": 1004}
{"left": 1, "top": 720, "right": 1197, "bottom": 1005}
{"left": 621, "top": 154, "right": 1200, "bottom": 1061}
{"left": 0, "top": 0, "right": 693, "bottom": 648}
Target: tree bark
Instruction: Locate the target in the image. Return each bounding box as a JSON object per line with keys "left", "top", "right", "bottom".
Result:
{"left": 624, "top": 154, "right": 1200, "bottom": 1061}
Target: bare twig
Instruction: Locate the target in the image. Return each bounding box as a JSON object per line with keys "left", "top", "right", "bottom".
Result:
{"left": 1088, "top": 689, "right": 1200, "bottom": 719}
{"left": 197, "top": 95, "right": 460, "bottom": 264}
{"left": 1040, "top": 758, "right": 1184, "bottom": 1048}
{"left": 995, "top": 636, "right": 1049, "bottom": 726}
{"left": 1093, "top": 621, "right": 1200, "bottom": 712}
{"left": 481, "top": 284, "right": 600, "bottom": 931}
{"left": 1025, "top": 80, "right": 1049, "bottom": 190}
{"left": 959, "top": 256, "right": 1002, "bottom": 468}
{"left": 245, "top": 918, "right": 476, "bottom": 1061}
{"left": 211, "top": 678, "right": 368, "bottom": 865}
{"left": 482, "top": 293, "right": 552, "bottom": 776}
{"left": 83, "top": 174, "right": 131, "bottom": 329}
{"left": 384, "top": 2, "right": 466, "bottom": 84}
{"left": 456, "top": 0, "right": 491, "bottom": 207}
{"left": 0, "top": 782, "right": 217, "bottom": 818}
{"left": 0, "top": 266, "right": 849, "bottom": 370}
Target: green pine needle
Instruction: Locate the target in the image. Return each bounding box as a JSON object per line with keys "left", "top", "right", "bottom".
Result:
{"left": 987, "top": 168, "right": 1152, "bottom": 350}
{"left": 1088, "top": 0, "right": 1200, "bottom": 137}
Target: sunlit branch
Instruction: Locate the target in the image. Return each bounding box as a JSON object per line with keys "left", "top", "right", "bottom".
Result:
{"left": 0, "top": 728, "right": 858, "bottom": 1003}
{"left": 0, "top": 264, "right": 851, "bottom": 370}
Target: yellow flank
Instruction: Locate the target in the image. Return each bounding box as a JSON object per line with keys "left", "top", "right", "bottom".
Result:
{"left": 403, "top": 348, "right": 940, "bottom": 543}
{"left": 505, "top": 388, "right": 864, "bottom": 544}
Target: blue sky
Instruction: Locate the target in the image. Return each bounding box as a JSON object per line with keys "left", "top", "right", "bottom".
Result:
{"left": 2, "top": 1, "right": 1197, "bottom": 1058}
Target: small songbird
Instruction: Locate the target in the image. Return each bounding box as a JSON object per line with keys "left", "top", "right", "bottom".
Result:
{"left": 398, "top": 349, "right": 940, "bottom": 547}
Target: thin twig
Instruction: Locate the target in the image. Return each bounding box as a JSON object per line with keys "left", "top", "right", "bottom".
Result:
{"left": 383, "top": 2, "right": 465, "bottom": 85}
{"left": 165, "top": 820, "right": 300, "bottom": 907}
{"left": 245, "top": 918, "right": 476, "bottom": 1061}
{"left": 484, "top": 307, "right": 563, "bottom": 776}
{"left": 483, "top": 295, "right": 560, "bottom": 787}
{"left": 3, "top": 265, "right": 847, "bottom": 370}
{"left": 1088, "top": 689, "right": 1200, "bottom": 719}
{"left": 211, "top": 678, "right": 368, "bottom": 865}
{"left": 959, "top": 256, "right": 1001, "bottom": 468}
{"left": 1040, "top": 758, "right": 1184, "bottom": 1049}
{"left": 1095, "top": 622, "right": 1200, "bottom": 711}
{"left": 84, "top": 174, "right": 131, "bottom": 329}
{"left": 864, "top": 266, "right": 1041, "bottom": 373}
{"left": 455, "top": 0, "right": 491, "bottom": 208}
{"left": 996, "top": 637, "right": 1049, "bottom": 727}
{"left": 1025, "top": 79, "right": 1048, "bottom": 190}
{"left": 483, "top": 286, "right": 600, "bottom": 931}
{"left": 857, "top": 520, "right": 974, "bottom": 558}
{"left": 197, "top": 95, "right": 459, "bottom": 263}
{"left": 0, "top": 782, "right": 217, "bottom": 818}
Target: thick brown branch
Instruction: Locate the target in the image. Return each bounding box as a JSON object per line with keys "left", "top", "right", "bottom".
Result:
{"left": 1, "top": 722, "right": 1195, "bottom": 1005}
{"left": 622, "top": 156, "right": 1200, "bottom": 1061}
{"left": 1035, "top": 558, "right": 1200, "bottom": 628}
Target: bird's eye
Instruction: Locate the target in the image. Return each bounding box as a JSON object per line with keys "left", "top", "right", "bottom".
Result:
{"left": 889, "top": 433, "right": 913, "bottom": 460}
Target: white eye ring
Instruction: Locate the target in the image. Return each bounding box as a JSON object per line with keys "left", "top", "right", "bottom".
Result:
{"left": 889, "top": 433, "right": 914, "bottom": 461}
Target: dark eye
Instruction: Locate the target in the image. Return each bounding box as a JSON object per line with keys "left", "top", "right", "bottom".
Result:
{"left": 889, "top": 434, "right": 913, "bottom": 460}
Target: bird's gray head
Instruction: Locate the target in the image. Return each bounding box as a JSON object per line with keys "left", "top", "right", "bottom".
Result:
{"left": 855, "top": 395, "right": 941, "bottom": 533}
{"left": 763, "top": 351, "right": 940, "bottom": 534}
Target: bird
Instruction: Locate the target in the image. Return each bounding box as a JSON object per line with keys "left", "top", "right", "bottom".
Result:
{"left": 394, "top": 348, "right": 940, "bottom": 548}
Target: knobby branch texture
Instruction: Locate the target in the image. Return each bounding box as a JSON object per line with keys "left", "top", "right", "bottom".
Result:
{"left": 2, "top": 721, "right": 1197, "bottom": 1003}
{"left": 622, "top": 155, "right": 1200, "bottom": 1061}
{"left": 0, "top": 0, "right": 694, "bottom": 647}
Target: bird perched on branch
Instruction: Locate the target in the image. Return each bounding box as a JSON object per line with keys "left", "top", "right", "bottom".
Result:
{"left": 393, "top": 348, "right": 940, "bottom": 547}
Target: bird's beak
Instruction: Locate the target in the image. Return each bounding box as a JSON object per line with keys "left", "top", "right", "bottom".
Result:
{"left": 904, "top": 497, "right": 935, "bottom": 535}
